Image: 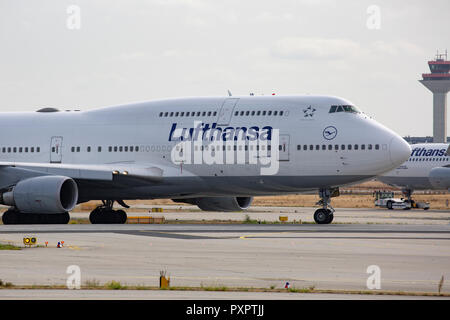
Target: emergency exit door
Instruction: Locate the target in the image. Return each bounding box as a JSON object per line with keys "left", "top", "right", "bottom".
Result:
{"left": 278, "top": 134, "right": 290, "bottom": 161}
{"left": 50, "top": 136, "right": 63, "bottom": 163}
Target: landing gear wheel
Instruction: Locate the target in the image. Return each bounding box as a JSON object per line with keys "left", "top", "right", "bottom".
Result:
{"left": 89, "top": 206, "right": 127, "bottom": 224}
{"left": 2, "top": 210, "right": 18, "bottom": 225}
{"left": 1, "top": 210, "right": 70, "bottom": 225}
{"left": 314, "top": 209, "right": 332, "bottom": 224}
{"left": 325, "top": 212, "right": 334, "bottom": 224}
{"left": 116, "top": 210, "right": 127, "bottom": 224}
{"left": 89, "top": 207, "right": 101, "bottom": 224}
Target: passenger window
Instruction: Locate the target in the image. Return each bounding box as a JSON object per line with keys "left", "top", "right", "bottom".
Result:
{"left": 8, "top": 147, "right": 11, "bottom": 153}
{"left": 235, "top": 111, "right": 239, "bottom": 116}
{"left": 108, "top": 146, "right": 112, "bottom": 152}
{"left": 348, "top": 144, "right": 352, "bottom": 150}
{"left": 335, "top": 145, "right": 339, "bottom": 150}
{"left": 186, "top": 112, "right": 190, "bottom": 117}
{"left": 213, "top": 111, "right": 217, "bottom": 116}
{"left": 159, "top": 112, "right": 163, "bottom": 117}
{"left": 202, "top": 112, "right": 206, "bottom": 116}
{"left": 246, "top": 111, "right": 250, "bottom": 116}
{"left": 164, "top": 112, "right": 168, "bottom": 117}
{"left": 130, "top": 146, "right": 134, "bottom": 152}
{"left": 119, "top": 146, "right": 123, "bottom": 152}
{"left": 297, "top": 145, "right": 301, "bottom": 150}
{"left": 87, "top": 146, "right": 91, "bottom": 152}
{"left": 309, "top": 145, "right": 314, "bottom": 150}
{"left": 368, "top": 144, "right": 373, "bottom": 150}
{"left": 375, "top": 144, "right": 380, "bottom": 150}
{"left": 114, "top": 146, "right": 118, "bottom": 152}
{"left": 37, "top": 147, "right": 40, "bottom": 152}
{"left": 262, "top": 111, "right": 267, "bottom": 116}
{"left": 13, "top": 147, "right": 17, "bottom": 153}
{"left": 175, "top": 112, "right": 179, "bottom": 117}
{"left": 361, "top": 144, "right": 365, "bottom": 150}
{"left": 77, "top": 147, "right": 80, "bottom": 152}
{"left": 274, "top": 111, "right": 278, "bottom": 116}
{"left": 71, "top": 147, "right": 75, "bottom": 152}
{"left": 125, "top": 146, "right": 128, "bottom": 152}
{"left": 52, "top": 147, "right": 55, "bottom": 152}
{"left": 328, "top": 145, "right": 332, "bottom": 150}
{"left": 268, "top": 111, "right": 272, "bottom": 116}
{"left": 257, "top": 111, "right": 261, "bottom": 116}
{"left": 135, "top": 146, "right": 139, "bottom": 152}
{"left": 303, "top": 145, "right": 307, "bottom": 151}
{"left": 207, "top": 111, "right": 211, "bottom": 116}
{"left": 180, "top": 112, "right": 184, "bottom": 117}
{"left": 322, "top": 145, "right": 326, "bottom": 150}
{"left": 170, "top": 112, "right": 174, "bottom": 117}
{"left": 341, "top": 144, "right": 345, "bottom": 150}
{"left": 280, "top": 111, "right": 284, "bottom": 116}
{"left": 98, "top": 146, "right": 102, "bottom": 152}
{"left": 316, "top": 145, "right": 320, "bottom": 150}
{"left": 354, "top": 144, "right": 358, "bottom": 150}
{"left": 31, "top": 147, "right": 34, "bottom": 153}
{"left": 251, "top": 111, "right": 255, "bottom": 116}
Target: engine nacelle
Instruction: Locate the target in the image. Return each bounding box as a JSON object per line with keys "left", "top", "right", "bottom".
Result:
{"left": 0, "top": 176, "right": 78, "bottom": 213}
{"left": 173, "top": 197, "right": 253, "bottom": 212}
{"left": 429, "top": 167, "right": 450, "bottom": 190}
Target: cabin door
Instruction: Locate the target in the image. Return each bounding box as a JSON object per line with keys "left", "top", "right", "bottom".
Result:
{"left": 50, "top": 136, "right": 63, "bottom": 163}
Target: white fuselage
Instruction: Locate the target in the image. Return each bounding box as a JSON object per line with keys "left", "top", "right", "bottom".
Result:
{"left": 0, "top": 95, "right": 410, "bottom": 201}
{"left": 378, "top": 143, "right": 450, "bottom": 190}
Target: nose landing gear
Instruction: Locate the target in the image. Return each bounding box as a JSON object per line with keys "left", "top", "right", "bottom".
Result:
{"left": 313, "top": 188, "right": 338, "bottom": 224}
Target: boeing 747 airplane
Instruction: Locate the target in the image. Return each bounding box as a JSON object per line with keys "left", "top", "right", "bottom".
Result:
{"left": 0, "top": 95, "right": 410, "bottom": 224}
{"left": 378, "top": 143, "right": 450, "bottom": 201}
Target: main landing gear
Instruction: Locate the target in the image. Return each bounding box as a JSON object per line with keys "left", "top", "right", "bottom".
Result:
{"left": 401, "top": 188, "right": 430, "bottom": 210}
{"left": 2, "top": 209, "right": 70, "bottom": 225}
{"left": 89, "top": 200, "right": 128, "bottom": 224}
{"left": 313, "top": 188, "right": 338, "bottom": 224}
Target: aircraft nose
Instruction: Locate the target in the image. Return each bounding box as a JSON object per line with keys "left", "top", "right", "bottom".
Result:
{"left": 389, "top": 136, "right": 411, "bottom": 167}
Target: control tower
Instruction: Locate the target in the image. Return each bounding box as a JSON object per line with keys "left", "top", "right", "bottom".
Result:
{"left": 419, "top": 50, "right": 450, "bottom": 143}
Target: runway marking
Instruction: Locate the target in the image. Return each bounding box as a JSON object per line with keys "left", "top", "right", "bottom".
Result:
{"left": 117, "top": 230, "right": 235, "bottom": 240}
{"left": 236, "top": 235, "right": 450, "bottom": 241}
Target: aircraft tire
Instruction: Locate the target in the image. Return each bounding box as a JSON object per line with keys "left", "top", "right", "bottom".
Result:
{"left": 314, "top": 209, "right": 332, "bottom": 224}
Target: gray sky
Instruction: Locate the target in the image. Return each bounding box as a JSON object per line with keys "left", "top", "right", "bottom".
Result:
{"left": 1, "top": 0, "right": 449, "bottom": 136}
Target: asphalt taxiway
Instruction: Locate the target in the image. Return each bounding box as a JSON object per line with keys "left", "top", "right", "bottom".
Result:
{"left": 1, "top": 212, "right": 450, "bottom": 299}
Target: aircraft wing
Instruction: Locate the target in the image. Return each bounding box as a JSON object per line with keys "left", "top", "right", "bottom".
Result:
{"left": 0, "top": 162, "right": 164, "bottom": 189}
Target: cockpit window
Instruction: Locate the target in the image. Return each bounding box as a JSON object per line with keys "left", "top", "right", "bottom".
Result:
{"left": 329, "top": 105, "right": 360, "bottom": 114}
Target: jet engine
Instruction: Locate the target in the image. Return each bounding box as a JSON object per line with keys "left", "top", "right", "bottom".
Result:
{"left": 173, "top": 196, "right": 253, "bottom": 212}
{"left": 0, "top": 175, "right": 78, "bottom": 213}
{"left": 429, "top": 167, "right": 450, "bottom": 190}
